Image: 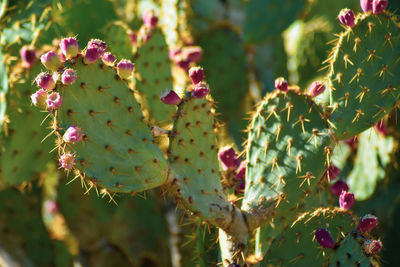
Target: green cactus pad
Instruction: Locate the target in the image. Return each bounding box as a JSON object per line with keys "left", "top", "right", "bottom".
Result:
{"left": 51, "top": 57, "right": 167, "bottom": 193}
{"left": 261, "top": 208, "right": 357, "bottom": 266}
{"left": 53, "top": 0, "right": 117, "bottom": 46}
{"left": 328, "top": 12, "right": 400, "bottom": 140}
{"left": 196, "top": 26, "right": 249, "bottom": 146}
{"left": 104, "top": 22, "right": 134, "bottom": 59}
{"left": 134, "top": 28, "right": 176, "bottom": 126}
{"left": 160, "top": 0, "right": 179, "bottom": 46}
{"left": 243, "top": 0, "right": 307, "bottom": 43}
{"left": 328, "top": 232, "right": 373, "bottom": 267}
{"left": 347, "top": 128, "right": 394, "bottom": 201}
{"left": 0, "top": 185, "right": 57, "bottom": 266}
{"left": 242, "top": 89, "right": 331, "bottom": 231}
{"left": 0, "top": 62, "right": 54, "bottom": 188}
{"left": 169, "top": 95, "right": 231, "bottom": 225}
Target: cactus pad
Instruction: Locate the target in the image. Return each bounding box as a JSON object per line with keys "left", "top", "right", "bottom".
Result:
{"left": 328, "top": 12, "right": 400, "bottom": 139}
{"left": 134, "top": 28, "right": 176, "bottom": 126}
{"left": 242, "top": 89, "right": 331, "bottom": 230}
{"left": 169, "top": 94, "right": 232, "bottom": 225}
{"left": 50, "top": 57, "right": 168, "bottom": 193}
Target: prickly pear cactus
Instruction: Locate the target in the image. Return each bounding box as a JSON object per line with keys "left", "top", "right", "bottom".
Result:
{"left": 328, "top": 12, "right": 400, "bottom": 140}
{"left": 0, "top": 48, "right": 8, "bottom": 133}
{"left": 0, "top": 61, "right": 53, "bottom": 188}
{"left": 134, "top": 28, "right": 176, "bottom": 126}
{"left": 242, "top": 89, "right": 331, "bottom": 234}
{"left": 169, "top": 94, "right": 231, "bottom": 225}
{"left": 44, "top": 56, "right": 168, "bottom": 193}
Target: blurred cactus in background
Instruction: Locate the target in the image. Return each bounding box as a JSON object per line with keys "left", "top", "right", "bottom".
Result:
{"left": 0, "top": 0, "right": 400, "bottom": 266}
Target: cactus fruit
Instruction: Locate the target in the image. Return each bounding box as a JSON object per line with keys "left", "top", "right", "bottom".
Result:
{"left": 327, "top": 11, "right": 400, "bottom": 140}
{"left": 338, "top": 8, "right": 356, "bottom": 28}
{"left": 357, "top": 214, "right": 378, "bottom": 233}
{"left": 315, "top": 228, "right": 335, "bottom": 248}
{"left": 274, "top": 77, "right": 288, "bottom": 92}
{"left": 35, "top": 72, "right": 56, "bottom": 91}
{"left": 339, "top": 191, "right": 355, "bottom": 210}
{"left": 60, "top": 37, "right": 79, "bottom": 59}
{"left": 20, "top": 46, "right": 36, "bottom": 68}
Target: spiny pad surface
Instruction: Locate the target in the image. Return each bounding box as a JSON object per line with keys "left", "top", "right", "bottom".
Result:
{"left": 262, "top": 208, "right": 358, "bottom": 266}
{"left": 328, "top": 13, "right": 400, "bottom": 139}
{"left": 169, "top": 95, "right": 231, "bottom": 224}
{"left": 55, "top": 57, "right": 167, "bottom": 193}
{"left": 134, "top": 28, "right": 175, "bottom": 126}
{"left": 243, "top": 90, "right": 331, "bottom": 228}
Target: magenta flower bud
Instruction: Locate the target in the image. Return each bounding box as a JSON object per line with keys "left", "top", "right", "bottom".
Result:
{"left": 315, "top": 228, "right": 335, "bottom": 248}
{"left": 160, "top": 89, "right": 181, "bottom": 105}
{"left": 218, "top": 147, "right": 240, "bottom": 171}
{"left": 142, "top": 10, "right": 158, "bottom": 28}
{"left": 46, "top": 92, "right": 62, "bottom": 110}
{"left": 235, "top": 161, "right": 246, "bottom": 181}
{"left": 338, "top": 9, "right": 356, "bottom": 28}
{"left": 117, "top": 59, "right": 134, "bottom": 79}
{"left": 59, "top": 153, "right": 76, "bottom": 170}
{"left": 101, "top": 52, "right": 116, "bottom": 66}
{"left": 174, "top": 55, "right": 190, "bottom": 71}
{"left": 189, "top": 66, "right": 204, "bottom": 84}
{"left": 360, "top": 0, "right": 373, "bottom": 13}
{"left": 44, "top": 200, "right": 59, "bottom": 214}
{"left": 61, "top": 69, "right": 77, "bottom": 85}
{"left": 83, "top": 47, "right": 101, "bottom": 64}
{"left": 275, "top": 77, "right": 288, "bottom": 92}
{"left": 169, "top": 47, "right": 182, "bottom": 60}
{"left": 63, "top": 126, "right": 84, "bottom": 143}
{"left": 138, "top": 26, "right": 153, "bottom": 42}
{"left": 330, "top": 180, "right": 349, "bottom": 196}
{"left": 308, "top": 81, "right": 326, "bottom": 98}
{"left": 339, "top": 191, "right": 355, "bottom": 210}
{"left": 59, "top": 37, "right": 79, "bottom": 59}
{"left": 40, "top": 51, "right": 62, "bottom": 71}
{"left": 20, "top": 46, "right": 36, "bottom": 68}
{"left": 363, "top": 240, "right": 382, "bottom": 255}
{"left": 192, "top": 81, "right": 210, "bottom": 98}
{"left": 31, "top": 89, "right": 48, "bottom": 109}
{"left": 357, "top": 214, "right": 378, "bottom": 233}
{"left": 35, "top": 72, "right": 56, "bottom": 91}
{"left": 324, "top": 165, "right": 341, "bottom": 181}
{"left": 375, "top": 120, "right": 387, "bottom": 136}
{"left": 372, "top": 0, "right": 387, "bottom": 14}
{"left": 129, "top": 31, "right": 137, "bottom": 43}
{"left": 183, "top": 46, "right": 203, "bottom": 63}
{"left": 87, "top": 39, "right": 107, "bottom": 56}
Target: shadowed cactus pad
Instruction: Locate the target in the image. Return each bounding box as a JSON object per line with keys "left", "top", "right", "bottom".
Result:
{"left": 328, "top": 12, "right": 400, "bottom": 140}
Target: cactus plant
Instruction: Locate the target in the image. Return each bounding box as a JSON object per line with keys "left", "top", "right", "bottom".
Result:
{"left": 1, "top": 0, "right": 400, "bottom": 266}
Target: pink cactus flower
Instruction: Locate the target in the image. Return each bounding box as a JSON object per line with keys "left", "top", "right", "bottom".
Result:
{"left": 31, "top": 89, "right": 48, "bottom": 109}
{"left": 46, "top": 92, "right": 62, "bottom": 110}
{"left": 60, "top": 37, "right": 79, "bottom": 59}
{"left": 59, "top": 153, "right": 76, "bottom": 170}
{"left": 117, "top": 59, "right": 135, "bottom": 79}
{"left": 35, "top": 72, "right": 56, "bottom": 91}
{"left": 40, "top": 50, "right": 62, "bottom": 71}
{"left": 63, "top": 126, "right": 84, "bottom": 143}
{"left": 61, "top": 69, "right": 77, "bottom": 85}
